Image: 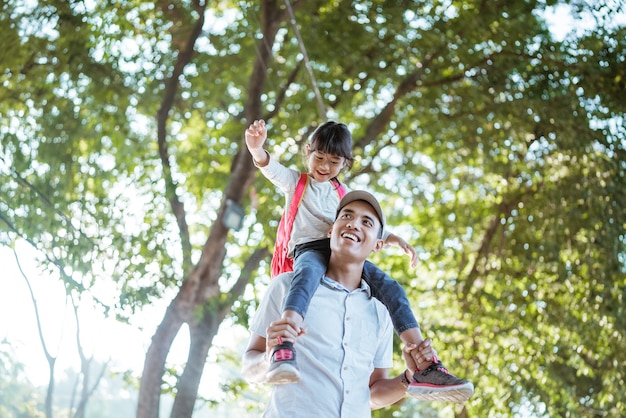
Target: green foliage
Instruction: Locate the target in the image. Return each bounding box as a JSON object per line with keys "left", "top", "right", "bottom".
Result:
{"left": 1, "top": 0, "right": 624, "bottom": 416}
{"left": 0, "top": 341, "right": 45, "bottom": 417}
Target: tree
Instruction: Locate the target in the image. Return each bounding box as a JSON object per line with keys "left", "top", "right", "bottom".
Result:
{"left": 14, "top": 249, "right": 58, "bottom": 418}
{"left": 1, "top": 0, "right": 624, "bottom": 417}
{"left": 9, "top": 244, "right": 109, "bottom": 418}
{"left": 0, "top": 340, "right": 45, "bottom": 418}
{"left": 69, "top": 300, "right": 109, "bottom": 418}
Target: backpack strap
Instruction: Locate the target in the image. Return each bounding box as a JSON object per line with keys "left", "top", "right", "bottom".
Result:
{"left": 285, "top": 173, "right": 309, "bottom": 234}
{"left": 271, "top": 174, "right": 346, "bottom": 277}
{"left": 331, "top": 179, "right": 346, "bottom": 199}
{"left": 270, "top": 173, "right": 308, "bottom": 277}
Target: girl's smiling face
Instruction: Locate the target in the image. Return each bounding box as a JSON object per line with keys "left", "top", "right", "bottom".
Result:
{"left": 306, "top": 146, "right": 346, "bottom": 182}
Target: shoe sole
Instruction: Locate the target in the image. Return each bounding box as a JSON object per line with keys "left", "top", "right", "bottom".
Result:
{"left": 407, "top": 382, "right": 474, "bottom": 403}
{"left": 266, "top": 363, "right": 301, "bottom": 385}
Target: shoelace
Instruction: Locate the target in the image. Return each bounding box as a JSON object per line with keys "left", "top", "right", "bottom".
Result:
{"left": 421, "top": 362, "right": 450, "bottom": 376}
{"left": 273, "top": 348, "right": 294, "bottom": 361}
{"left": 436, "top": 364, "right": 451, "bottom": 375}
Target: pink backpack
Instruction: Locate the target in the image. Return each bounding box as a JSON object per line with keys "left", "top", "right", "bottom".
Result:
{"left": 270, "top": 173, "right": 346, "bottom": 277}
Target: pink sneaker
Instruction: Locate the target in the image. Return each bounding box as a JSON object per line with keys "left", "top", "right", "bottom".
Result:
{"left": 265, "top": 341, "right": 301, "bottom": 384}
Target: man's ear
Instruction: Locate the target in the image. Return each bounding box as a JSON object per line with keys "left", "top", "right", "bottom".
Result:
{"left": 327, "top": 225, "right": 333, "bottom": 237}
{"left": 372, "top": 238, "right": 384, "bottom": 252}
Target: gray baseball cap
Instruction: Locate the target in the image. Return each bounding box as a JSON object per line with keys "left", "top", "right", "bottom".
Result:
{"left": 336, "top": 190, "right": 385, "bottom": 237}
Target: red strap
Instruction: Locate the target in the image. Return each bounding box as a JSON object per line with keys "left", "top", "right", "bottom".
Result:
{"left": 287, "top": 175, "right": 344, "bottom": 239}
{"left": 271, "top": 174, "right": 345, "bottom": 277}
{"left": 331, "top": 179, "right": 346, "bottom": 199}
{"left": 283, "top": 173, "right": 309, "bottom": 245}
{"left": 270, "top": 174, "right": 308, "bottom": 277}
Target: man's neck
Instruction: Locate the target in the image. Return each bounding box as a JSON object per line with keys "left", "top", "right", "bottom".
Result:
{"left": 325, "top": 258, "right": 364, "bottom": 291}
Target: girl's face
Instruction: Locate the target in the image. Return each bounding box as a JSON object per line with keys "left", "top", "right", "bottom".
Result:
{"left": 306, "top": 145, "right": 346, "bottom": 182}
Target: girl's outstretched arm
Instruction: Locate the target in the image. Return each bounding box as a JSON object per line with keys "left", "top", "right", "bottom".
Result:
{"left": 245, "top": 119, "right": 270, "bottom": 166}
{"left": 384, "top": 232, "right": 417, "bottom": 268}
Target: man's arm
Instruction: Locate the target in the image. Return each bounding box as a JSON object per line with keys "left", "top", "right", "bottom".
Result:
{"left": 369, "top": 339, "right": 437, "bottom": 409}
{"left": 368, "top": 368, "right": 411, "bottom": 409}
{"left": 242, "top": 316, "right": 302, "bottom": 383}
{"left": 241, "top": 333, "right": 270, "bottom": 384}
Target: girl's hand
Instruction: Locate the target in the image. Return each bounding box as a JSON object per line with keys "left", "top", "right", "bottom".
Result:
{"left": 245, "top": 119, "right": 267, "bottom": 150}
{"left": 385, "top": 233, "right": 418, "bottom": 268}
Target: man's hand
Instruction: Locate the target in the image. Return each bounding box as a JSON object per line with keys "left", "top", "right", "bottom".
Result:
{"left": 265, "top": 317, "right": 305, "bottom": 353}
{"left": 402, "top": 338, "right": 437, "bottom": 373}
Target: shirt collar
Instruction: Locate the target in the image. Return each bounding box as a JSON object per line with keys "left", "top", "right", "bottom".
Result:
{"left": 320, "top": 275, "right": 372, "bottom": 298}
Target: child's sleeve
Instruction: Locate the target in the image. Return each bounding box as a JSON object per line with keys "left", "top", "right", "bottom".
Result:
{"left": 257, "top": 154, "right": 301, "bottom": 196}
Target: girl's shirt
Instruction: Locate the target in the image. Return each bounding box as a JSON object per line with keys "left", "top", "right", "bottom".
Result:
{"left": 257, "top": 154, "right": 351, "bottom": 257}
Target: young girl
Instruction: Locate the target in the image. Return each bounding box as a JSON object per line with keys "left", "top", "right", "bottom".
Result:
{"left": 245, "top": 119, "right": 473, "bottom": 403}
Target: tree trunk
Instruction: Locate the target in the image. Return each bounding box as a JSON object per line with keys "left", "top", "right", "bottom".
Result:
{"left": 137, "top": 2, "right": 291, "bottom": 417}
{"left": 170, "top": 308, "right": 222, "bottom": 418}
{"left": 45, "top": 361, "right": 54, "bottom": 418}
{"left": 170, "top": 250, "right": 270, "bottom": 417}
{"left": 74, "top": 362, "right": 89, "bottom": 418}
{"left": 137, "top": 293, "right": 188, "bottom": 418}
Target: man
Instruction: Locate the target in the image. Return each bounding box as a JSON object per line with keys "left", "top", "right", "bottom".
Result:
{"left": 242, "top": 191, "right": 436, "bottom": 417}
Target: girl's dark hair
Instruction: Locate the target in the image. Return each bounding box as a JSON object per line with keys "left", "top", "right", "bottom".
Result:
{"left": 307, "top": 121, "right": 354, "bottom": 170}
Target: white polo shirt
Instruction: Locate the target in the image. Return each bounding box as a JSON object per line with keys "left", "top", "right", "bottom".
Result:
{"left": 250, "top": 273, "right": 394, "bottom": 418}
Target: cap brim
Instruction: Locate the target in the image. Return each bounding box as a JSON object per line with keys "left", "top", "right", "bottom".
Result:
{"left": 336, "top": 190, "right": 385, "bottom": 232}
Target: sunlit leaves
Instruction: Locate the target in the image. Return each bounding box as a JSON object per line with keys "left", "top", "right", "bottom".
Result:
{"left": 1, "top": 0, "right": 625, "bottom": 416}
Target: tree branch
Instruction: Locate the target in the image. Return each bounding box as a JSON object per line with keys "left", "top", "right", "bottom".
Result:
{"left": 156, "top": 2, "right": 208, "bottom": 273}
{"left": 13, "top": 248, "right": 57, "bottom": 418}
{"left": 222, "top": 247, "right": 271, "bottom": 310}
{"left": 284, "top": 0, "right": 326, "bottom": 120}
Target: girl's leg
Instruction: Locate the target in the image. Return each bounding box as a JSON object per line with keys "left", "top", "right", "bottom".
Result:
{"left": 267, "top": 239, "right": 331, "bottom": 384}
{"left": 361, "top": 265, "right": 474, "bottom": 402}
{"left": 362, "top": 261, "right": 431, "bottom": 370}
{"left": 281, "top": 239, "right": 331, "bottom": 332}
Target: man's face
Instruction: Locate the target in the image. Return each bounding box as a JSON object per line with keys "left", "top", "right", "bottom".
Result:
{"left": 329, "top": 200, "right": 384, "bottom": 262}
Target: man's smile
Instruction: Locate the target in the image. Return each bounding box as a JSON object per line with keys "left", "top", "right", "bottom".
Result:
{"left": 341, "top": 231, "right": 360, "bottom": 242}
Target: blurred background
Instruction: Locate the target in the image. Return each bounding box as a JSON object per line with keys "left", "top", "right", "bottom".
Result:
{"left": 1, "top": 0, "right": 624, "bottom": 417}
